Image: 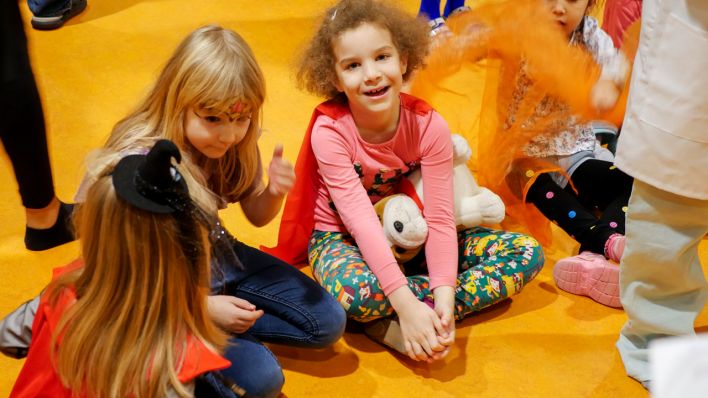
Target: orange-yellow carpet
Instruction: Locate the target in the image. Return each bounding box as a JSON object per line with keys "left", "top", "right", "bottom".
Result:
{"left": 1, "top": 1, "right": 706, "bottom": 397}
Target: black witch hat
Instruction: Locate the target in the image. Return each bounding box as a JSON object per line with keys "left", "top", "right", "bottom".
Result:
{"left": 112, "top": 140, "right": 188, "bottom": 213}
{"left": 111, "top": 139, "right": 243, "bottom": 271}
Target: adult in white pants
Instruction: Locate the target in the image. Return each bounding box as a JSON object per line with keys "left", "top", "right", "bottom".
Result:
{"left": 613, "top": 0, "right": 708, "bottom": 388}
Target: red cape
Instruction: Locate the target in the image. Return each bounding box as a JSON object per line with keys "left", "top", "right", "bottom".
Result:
{"left": 262, "top": 94, "right": 432, "bottom": 266}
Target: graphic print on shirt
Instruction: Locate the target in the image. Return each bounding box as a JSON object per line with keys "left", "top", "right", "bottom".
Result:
{"left": 327, "top": 161, "right": 420, "bottom": 214}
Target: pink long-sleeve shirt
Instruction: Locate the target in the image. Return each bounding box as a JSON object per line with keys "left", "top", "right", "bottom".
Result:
{"left": 310, "top": 95, "right": 457, "bottom": 295}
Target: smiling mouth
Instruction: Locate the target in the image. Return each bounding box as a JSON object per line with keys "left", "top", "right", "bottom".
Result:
{"left": 364, "top": 86, "right": 389, "bottom": 97}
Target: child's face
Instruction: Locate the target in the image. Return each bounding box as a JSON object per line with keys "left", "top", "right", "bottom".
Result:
{"left": 545, "top": 0, "right": 589, "bottom": 38}
{"left": 184, "top": 105, "right": 251, "bottom": 159}
{"left": 332, "top": 23, "right": 407, "bottom": 117}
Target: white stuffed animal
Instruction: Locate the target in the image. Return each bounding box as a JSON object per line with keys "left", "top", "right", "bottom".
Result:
{"left": 379, "top": 134, "right": 506, "bottom": 263}
{"left": 374, "top": 194, "right": 428, "bottom": 264}
{"left": 409, "top": 133, "right": 506, "bottom": 229}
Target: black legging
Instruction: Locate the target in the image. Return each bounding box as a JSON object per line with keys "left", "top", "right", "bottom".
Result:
{"left": 1, "top": 1, "right": 55, "bottom": 209}
{"left": 526, "top": 159, "right": 633, "bottom": 255}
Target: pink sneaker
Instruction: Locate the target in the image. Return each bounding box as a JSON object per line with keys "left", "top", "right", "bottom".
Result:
{"left": 553, "top": 251, "right": 622, "bottom": 308}
{"left": 604, "top": 233, "right": 625, "bottom": 263}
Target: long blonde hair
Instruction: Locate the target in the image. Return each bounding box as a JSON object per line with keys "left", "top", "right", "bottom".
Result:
{"left": 93, "top": 25, "right": 266, "bottom": 211}
{"left": 49, "top": 174, "right": 226, "bottom": 398}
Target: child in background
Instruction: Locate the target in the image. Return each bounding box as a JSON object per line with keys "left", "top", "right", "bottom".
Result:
{"left": 268, "top": 0, "right": 544, "bottom": 362}
{"left": 417, "top": 0, "right": 470, "bottom": 37}
{"left": 0, "top": 140, "right": 238, "bottom": 397}
{"left": 81, "top": 26, "right": 345, "bottom": 397}
{"left": 502, "top": 0, "right": 633, "bottom": 308}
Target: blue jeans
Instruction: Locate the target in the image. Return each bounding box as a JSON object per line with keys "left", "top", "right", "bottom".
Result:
{"left": 211, "top": 241, "right": 346, "bottom": 398}
{"left": 27, "top": 0, "right": 70, "bottom": 16}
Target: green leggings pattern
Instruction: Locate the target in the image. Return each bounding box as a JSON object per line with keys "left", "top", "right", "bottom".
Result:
{"left": 308, "top": 227, "right": 544, "bottom": 322}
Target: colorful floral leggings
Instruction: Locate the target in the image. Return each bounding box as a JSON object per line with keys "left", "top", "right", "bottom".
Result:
{"left": 308, "top": 227, "right": 545, "bottom": 322}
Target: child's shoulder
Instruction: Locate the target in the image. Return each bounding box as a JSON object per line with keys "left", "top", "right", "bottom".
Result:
{"left": 583, "top": 15, "right": 600, "bottom": 29}
{"left": 581, "top": 16, "right": 606, "bottom": 44}
{"left": 400, "top": 93, "right": 434, "bottom": 117}
{"left": 314, "top": 98, "right": 352, "bottom": 121}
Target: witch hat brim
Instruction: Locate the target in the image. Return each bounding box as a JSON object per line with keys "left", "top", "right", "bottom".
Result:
{"left": 112, "top": 140, "right": 188, "bottom": 214}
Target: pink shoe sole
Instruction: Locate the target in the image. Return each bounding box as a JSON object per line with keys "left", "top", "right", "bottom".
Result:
{"left": 553, "top": 252, "right": 622, "bottom": 308}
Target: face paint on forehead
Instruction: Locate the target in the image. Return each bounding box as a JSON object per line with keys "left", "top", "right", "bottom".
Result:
{"left": 226, "top": 100, "right": 250, "bottom": 121}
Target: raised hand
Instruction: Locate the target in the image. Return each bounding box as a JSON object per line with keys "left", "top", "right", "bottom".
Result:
{"left": 267, "top": 144, "right": 295, "bottom": 196}
{"left": 591, "top": 79, "right": 621, "bottom": 114}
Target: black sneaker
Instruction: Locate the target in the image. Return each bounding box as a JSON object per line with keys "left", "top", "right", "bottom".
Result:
{"left": 24, "top": 202, "right": 76, "bottom": 251}
{"left": 31, "top": 0, "right": 87, "bottom": 31}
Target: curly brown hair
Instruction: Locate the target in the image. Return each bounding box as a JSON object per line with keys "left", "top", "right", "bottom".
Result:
{"left": 297, "top": 0, "right": 430, "bottom": 100}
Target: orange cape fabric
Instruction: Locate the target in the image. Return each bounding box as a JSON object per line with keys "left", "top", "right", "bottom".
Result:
{"left": 411, "top": 0, "right": 640, "bottom": 245}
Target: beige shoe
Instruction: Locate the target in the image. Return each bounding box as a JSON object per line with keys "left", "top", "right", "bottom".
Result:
{"left": 364, "top": 317, "right": 407, "bottom": 354}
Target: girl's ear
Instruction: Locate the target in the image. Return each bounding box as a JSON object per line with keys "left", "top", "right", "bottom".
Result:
{"left": 332, "top": 76, "right": 344, "bottom": 93}
{"left": 400, "top": 54, "right": 408, "bottom": 76}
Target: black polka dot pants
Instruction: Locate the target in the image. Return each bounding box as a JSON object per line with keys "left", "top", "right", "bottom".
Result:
{"left": 526, "top": 159, "right": 633, "bottom": 255}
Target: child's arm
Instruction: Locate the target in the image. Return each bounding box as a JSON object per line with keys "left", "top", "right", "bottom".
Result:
{"left": 418, "top": 112, "right": 459, "bottom": 351}
{"left": 311, "top": 123, "right": 408, "bottom": 294}
{"left": 591, "top": 51, "right": 629, "bottom": 113}
{"left": 240, "top": 144, "right": 295, "bottom": 227}
{"left": 585, "top": 17, "right": 630, "bottom": 113}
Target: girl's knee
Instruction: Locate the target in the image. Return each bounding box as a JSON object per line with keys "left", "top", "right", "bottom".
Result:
{"left": 502, "top": 232, "right": 545, "bottom": 279}
{"left": 523, "top": 244, "right": 545, "bottom": 284}
{"left": 340, "top": 292, "right": 390, "bottom": 322}
{"left": 235, "top": 366, "right": 283, "bottom": 398}
{"left": 508, "top": 232, "right": 543, "bottom": 257}
{"left": 310, "top": 297, "right": 347, "bottom": 347}
{"left": 219, "top": 337, "right": 284, "bottom": 397}
{"left": 322, "top": 274, "right": 389, "bottom": 322}
{"left": 527, "top": 238, "right": 545, "bottom": 270}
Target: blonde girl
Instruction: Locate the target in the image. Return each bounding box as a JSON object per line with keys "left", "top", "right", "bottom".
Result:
{"left": 268, "top": 0, "right": 544, "bottom": 363}
{"left": 2, "top": 141, "right": 233, "bottom": 397}
{"left": 81, "top": 26, "right": 346, "bottom": 397}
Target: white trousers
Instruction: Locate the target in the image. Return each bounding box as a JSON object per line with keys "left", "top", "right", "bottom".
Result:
{"left": 616, "top": 180, "right": 708, "bottom": 383}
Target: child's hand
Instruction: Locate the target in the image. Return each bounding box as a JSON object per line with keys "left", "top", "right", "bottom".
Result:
{"left": 432, "top": 286, "right": 456, "bottom": 359}
{"left": 396, "top": 300, "right": 447, "bottom": 362}
{"left": 207, "top": 295, "right": 264, "bottom": 334}
{"left": 267, "top": 144, "right": 295, "bottom": 196}
{"left": 591, "top": 79, "right": 621, "bottom": 114}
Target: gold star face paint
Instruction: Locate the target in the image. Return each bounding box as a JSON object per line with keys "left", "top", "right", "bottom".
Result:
{"left": 226, "top": 100, "right": 250, "bottom": 121}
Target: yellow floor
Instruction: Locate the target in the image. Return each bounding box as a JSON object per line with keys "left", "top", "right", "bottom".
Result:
{"left": 1, "top": 1, "right": 706, "bottom": 397}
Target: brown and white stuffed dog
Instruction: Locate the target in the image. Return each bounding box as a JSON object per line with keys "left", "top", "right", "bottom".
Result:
{"left": 377, "top": 134, "right": 506, "bottom": 264}
{"left": 374, "top": 194, "right": 428, "bottom": 264}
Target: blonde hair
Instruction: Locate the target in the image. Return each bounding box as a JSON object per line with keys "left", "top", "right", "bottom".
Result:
{"left": 49, "top": 174, "right": 226, "bottom": 398}
{"left": 297, "top": 0, "right": 429, "bottom": 99}
{"left": 95, "top": 25, "right": 266, "bottom": 211}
